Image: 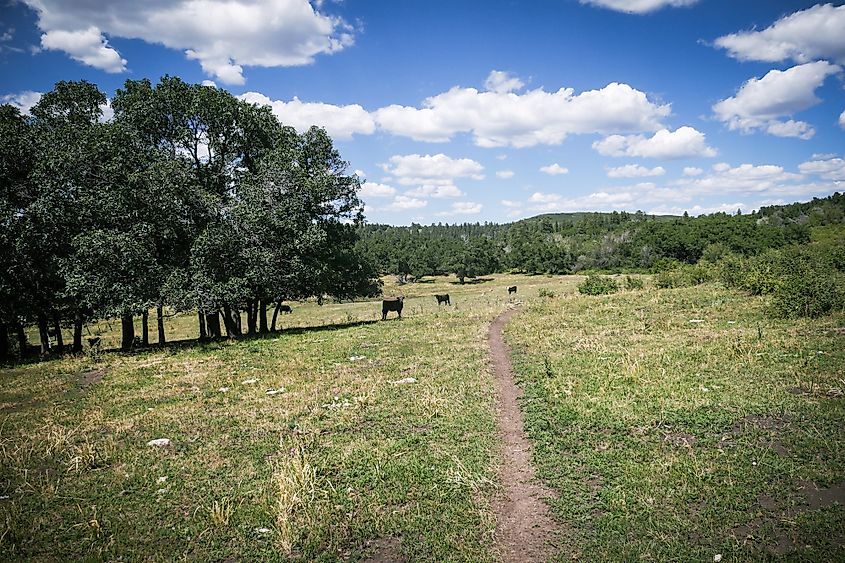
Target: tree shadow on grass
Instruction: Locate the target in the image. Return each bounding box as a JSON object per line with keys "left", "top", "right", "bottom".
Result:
{"left": 449, "top": 277, "right": 494, "bottom": 285}
{"left": 2, "top": 318, "right": 386, "bottom": 366}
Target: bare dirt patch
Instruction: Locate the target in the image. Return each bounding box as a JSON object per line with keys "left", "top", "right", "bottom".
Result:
{"left": 489, "top": 307, "right": 560, "bottom": 562}
{"left": 360, "top": 537, "right": 407, "bottom": 563}
{"left": 80, "top": 367, "right": 109, "bottom": 386}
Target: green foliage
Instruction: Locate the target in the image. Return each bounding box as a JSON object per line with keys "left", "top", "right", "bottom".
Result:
{"left": 624, "top": 275, "right": 644, "bottom": 290}
{"left": 654, "top": 263, "right": 713, "bottom": 289}
{"left": 538, "top": 287, "right": 556, "bottom": 298}
{"left": 577, "top": 275, "right": 619, "bottom": 295}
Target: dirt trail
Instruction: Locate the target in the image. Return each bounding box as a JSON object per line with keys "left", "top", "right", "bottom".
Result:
{"left": 489, "top": 307, "right": 560, "bottom": 562}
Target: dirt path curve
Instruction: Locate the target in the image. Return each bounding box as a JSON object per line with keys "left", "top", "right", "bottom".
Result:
{"left": 489, "top": 307, "right": 559, "bottom": 562}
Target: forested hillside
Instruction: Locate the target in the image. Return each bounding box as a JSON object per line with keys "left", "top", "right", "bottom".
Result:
{"left": 357, "top": 194, "right": 844, "bottom": 279}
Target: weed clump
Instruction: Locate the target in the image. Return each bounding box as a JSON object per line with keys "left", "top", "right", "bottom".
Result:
{"left": 578, "top": 275, "right": 618, "bottom": 295}
{"left": 624, "top": 275, "right": 644, "bottom": 290}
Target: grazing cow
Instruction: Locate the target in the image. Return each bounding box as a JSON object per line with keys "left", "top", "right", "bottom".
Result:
{"left": 279, "top": 304, "right": 292, "bottom": 314}
{"left": 382, "top": 297, "right": 404, "bottom": 320}
{"left": 435, "top": 294, "right": 450, "bottom": 306}
{"left": 508, "top": 285, "right": 517, "bottom": 295}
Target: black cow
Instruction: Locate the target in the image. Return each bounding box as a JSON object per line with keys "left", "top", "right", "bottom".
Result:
{"left": 279, "top": 304, "right": 292, "bottom": 314}
{"left": 382, "top": 297, "right": 404, "bottom": 320}
{"left": 435, "top": 294, "right": 450, "bottom": 306}
{"left": 508, "top": 285, "right": 517, "bottom": 295}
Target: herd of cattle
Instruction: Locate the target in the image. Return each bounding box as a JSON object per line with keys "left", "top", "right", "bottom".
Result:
{"left": 380, "top": 285, "right": 517, "bottom": 320}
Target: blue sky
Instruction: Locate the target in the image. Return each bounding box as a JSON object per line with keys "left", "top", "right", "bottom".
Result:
{"left": 1, "top": 0, "right": 844, "bottom": 225}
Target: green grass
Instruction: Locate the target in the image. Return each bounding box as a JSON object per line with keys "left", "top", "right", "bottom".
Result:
{"left": 0, "top": 274, "right": 558, "bottom": 562}
{"left": 507, "top": 283, "right": 845, "bottom": 561}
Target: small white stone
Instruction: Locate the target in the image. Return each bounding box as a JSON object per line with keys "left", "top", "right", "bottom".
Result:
{"left": 157, "top": 476, "right": 168, "bottom": 483}
{"left": 218, "top": 386, "right": 229, "bottom": 392}
{"left": 265, "top": 388, "right": 285, "bottom": 396}
{"left": 147, "top": 438, "right": 172, "bottom": 448}
{"left": 255, "top": 527, "right": 271, "bottom": 534}
{"left": 241, "top": 378, "right": 258, "bottom": 385}
{"left": 727, "top": 321, "right": 736, "bottom": 325}
{"left": 348, "top": 355, "right": 366, "bottom": 362}
{"left": 714, "top": 555, "right": 722, "bottom": 562}
{"left": 156, "top": 488, "right": 168, "bottom": 494}
{"left": 394, "top": 377, "right": 417, "bottom": 384}
{"left": 752, "top": 461, "right": 757, "bottom": 466}
{"left": 689, "top": 319, "right": 704, "bottom": 323}
{"left": 0, "top": 495, "right": 9, "bottom": 500}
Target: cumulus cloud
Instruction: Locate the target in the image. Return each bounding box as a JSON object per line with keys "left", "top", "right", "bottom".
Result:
{"left": 607, "top": 164, "right": 666, "bottom": 178}
{"left": 712, "top": 61, "right": 841, "bottom": 139}
{"left": 593, "top": 126, "right": 717, "bottom": 158}
{"left": 496, "top": 170, "right": 515, "bottom": 179}
{"left": 580, "top": 0, "right": 697, "bottom": 14}
{"left": 1, "top": 90, "right": 42, "bottom": 114}
{"left": 714, "top": 4, "right": 845, "bottom": 65}
{"left": 539, "top": 163, "right": 569, "bottom": 175}
{"left": 22, "top": 0, "right": 353, "bottom": 83}
{"left": 381, "top": 154, "right": 484, "bottom": 186}
{"left": 239, "top": 92, "right": 375, "bottom": 139}
{"left": 40, "top": 26, "right": 127, "bottom": 72}
{"left": 384, "top": 195, "right": 427, "bottom": 211}
{"left": 406, "top": 184, "right": 465, "bottom": 198}
{"left": 374, "top": 80, "right": 670, "bottom": 147}
{"left": 359, "top": 182, "right": 396, "bottom": 199}
{"left": 683, "top": 167, "right": 703, "bottom": 176}
{"left": 799, "top": 155, "right": 845, "bottom": 181}
{"left": 484, "top": 70, "right": 524, "bottom": 94}
{"left": 437, "top": 201, "right": 483, "bottom": 216}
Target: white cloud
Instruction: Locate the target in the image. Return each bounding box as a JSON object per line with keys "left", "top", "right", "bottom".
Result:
{"left": 539, "top": 163, "right": 569, "bottom": 175}
{"left": 40, "top": 26, "right": 127, "bottom": 73}
{"left": 714, "top": 4, "right": 845, "bottom": 65}
{"left": 580, "top": 0, "right": 697, "bottom": 14}
{"left": 23, "top": 0, "right": 353, "bottom": 83}
{"left": 406, "top": 184, "right": 464, "bottom": 198}
{"left": 683, "top": 166, "right": 703, "bottom": 176}
{"left": 712, "top": 61, "right": 841, "bottom": 139}
{"left": 484, "top": 70, "right": 524, "bottom": 94}
{"left": 437, "top": 201, "right": 483, "bottom": 216}
{"left": 607, "top": 164, "right": 666, "bottom": 178}
{"left": 1, "top": 90, "right": 42, "bottom": 114}
{"left": 799, "top": 155, "right": 845, "bottom": 181}
{"left": 593, "top": 126, "right": 717, "bottom": 158}
{"left": 840, "top": 110, "right": 845, "bottom": 130}
{"left": 374, "top": 80, "right": 671, "bottom": 147}
{"left": 359, "top": 182, "right": 396, "bottom": 199}
{"left": 201, "top": 80, "right": 217, "bottom": 87}
{"left": 496, "top": 154, "right": 508, "bottom": 160}
{"left": 384, "top": 195, "right": 427, "bottom": 211}
{"left": 381, "top": 154, "right": 484, "bottom": 186}
{"left": 496, "top": 170, "right": 515, "bottom": 179}
{"left": 647, "top": 203, "right": 748, "bottom": 216}
{"left": 239, "top": 92, "right": 375, "bottom": 140}
{"left": 501, "top": 200, "right": 522, "bottom": 208}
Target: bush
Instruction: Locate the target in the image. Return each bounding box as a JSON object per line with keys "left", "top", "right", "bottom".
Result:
{"left": 654, "top": 263, "right": 713, "bottom": 289}
{"left": 538, "top": 288, "right": 556, "bottom": 298}
{"left": 578, "top": 275, "right": 619, "bottom": 295}
{"left": 624, "top": 275, "right": 644, "bottom": 290}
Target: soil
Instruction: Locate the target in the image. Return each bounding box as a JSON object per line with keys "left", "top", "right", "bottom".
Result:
{"left": 489, "top": 307, "right": 560, "bottom": 562}
{"left": 360, "top": 537, "right": 407, "bottom": 563}
{"left": 80, "top": 367, "right": 108, "bottom": 386}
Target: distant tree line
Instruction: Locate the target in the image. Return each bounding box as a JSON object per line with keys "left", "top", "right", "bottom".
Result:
{"left": 357, "top": 195, "right": 844, "bottom": 279}
{"left": 0, "top": 77, "right": 380, "bottom": 358}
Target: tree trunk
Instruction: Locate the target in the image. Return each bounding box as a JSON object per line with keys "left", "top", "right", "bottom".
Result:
{"left": 120, "top": 313, "right": 134, "bottom": 351}
{"left": 141, "top": 310, "right": 149, "bottom": 347}
{"left": 222, "top": 305, "right": 241, "bottom": 337}
{"left": 16, "top": 323, "right": 27, "bottom": 357}
{"left": 234, "top": 306, "right": 242, "bottom": 334}
{"left": 258, "top": 299, "right": 268, "bottom": 334}
{"left": 271, "top": 301, "right": 281, "bottom": 332}
{"left": 37, "top": 312, "right": 50, "bottom": 355}
{"left": 246, "top": 299, "right": 257, "bottom": 335}
{"left": 157, "top": 303, "right": 166, "bottom": 345}
{"left": 206, "top": 311, "right": 222, "bottom": 339}
{"left": 72, "top": 311, "right": 83, "bottom": 353}
{"left": 0, "top": 322, "right": 8, "bottom": 360}
{"left": 198, "top": 310, "right": 207, "bottom": 341}
{"left": 52, "top": 313, "right": 64, "bottom": 353}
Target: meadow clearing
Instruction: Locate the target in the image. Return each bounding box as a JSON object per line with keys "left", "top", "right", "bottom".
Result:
{"left": 1, "top": 274, "right": 844, "bottom": 561}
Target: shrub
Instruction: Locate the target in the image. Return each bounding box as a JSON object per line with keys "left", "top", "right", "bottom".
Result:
{"left": 538, "top": 288, "right": 556, "bottom": 298}
{"left": 654, "top": 263, "right": 713, "bottom": 289}
{"left": 624, "top": 275, "right": 644, "bottom": 290}
{"left": 578, "top": 275, "right": 619, "bottom": 295}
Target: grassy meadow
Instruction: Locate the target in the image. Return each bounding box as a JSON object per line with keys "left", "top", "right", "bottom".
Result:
{"left": 2, "top": 274, "right": 844, "bottom": 561}
{"left": 1, "top": 274, "right": 558, "bottom": 562}
{"left": 508, "top": 283, "right": 845, "bottom": 561}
